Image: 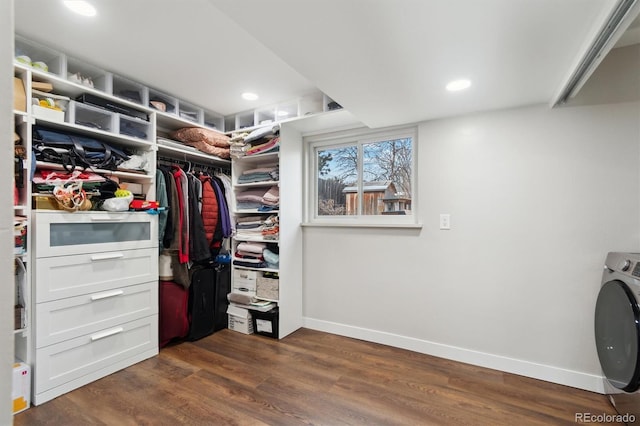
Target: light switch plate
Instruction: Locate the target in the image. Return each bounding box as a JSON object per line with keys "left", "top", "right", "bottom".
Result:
{"left": 440, "top": 214, "right": 451, "bottom": 230}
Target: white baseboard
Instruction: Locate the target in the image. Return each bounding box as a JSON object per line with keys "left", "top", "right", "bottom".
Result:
{"left": 302, "top": 317, "right": 606, "bottom": 394}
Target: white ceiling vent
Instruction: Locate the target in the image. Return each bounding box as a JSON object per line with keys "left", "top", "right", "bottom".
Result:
{"left": 553, "top": 0, "right": 640, "bottom": 105}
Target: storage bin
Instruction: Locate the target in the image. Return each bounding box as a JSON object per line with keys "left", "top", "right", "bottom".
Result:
{"left": 256, "top": 274, "right": 279, "bottom": 300}
{"left": 148, "top": 88, "right": 176, "bottom": 114}
{"left": 118, "top": 115, "right": 150, "bottom": 140}
{"left": 67, "top": 100, "right": 114, "bottom": 131}
{"left": 227, "top": 305, "right": 253, "bottom": 334}
{"left": 112, "top": 74, "right": 148, "bottom": 106}
{"left": 250, "top": 307, "right": 279, "bottom": 339}
{"left": 177, "top": 100, "right": 202, "bottom": 124}
{"left": 32, "top": 105, "right": 65, "bottom": 122}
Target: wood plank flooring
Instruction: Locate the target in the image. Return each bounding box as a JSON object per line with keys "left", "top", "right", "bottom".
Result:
{"left": 15, "top": 328, "right": 620, "bottom": 425}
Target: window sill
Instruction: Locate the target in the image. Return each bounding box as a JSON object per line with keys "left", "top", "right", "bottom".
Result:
{"left": 301, "top": 222, "right": 423, "bottom": 229}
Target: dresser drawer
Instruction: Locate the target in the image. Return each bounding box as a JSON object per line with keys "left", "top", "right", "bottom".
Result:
{"left": 35, "top": 315, "right": 158, "bottom": 393}
{"left": 35, "top": 247, "right": 158, "bottom": 302}
{"left": 34, "top": 211, "right": 158, "bottom": 258}
{"left": 35, "top": 282, "right": 158, "bottom": 348}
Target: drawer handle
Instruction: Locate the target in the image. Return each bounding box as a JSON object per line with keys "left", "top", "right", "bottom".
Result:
{"left": 90, "top": 253, "right": 124, "bottom": 261}
{"left": 90, "top": 327, "right": 124, "bottom": 342}
{"left": 91, "top": 290, "right": 124, "bottom": 301}
{"left": 90, "top": 216, "right": 125, "bottom": 222}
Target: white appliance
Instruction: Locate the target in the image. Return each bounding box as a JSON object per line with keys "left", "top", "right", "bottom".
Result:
{"left": 595, "top": 252, "right": 640, "bottom": 420}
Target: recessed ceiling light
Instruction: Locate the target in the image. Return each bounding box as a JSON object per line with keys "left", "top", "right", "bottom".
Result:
{"left": 242, "top": 92, "right": 259, "bottom": 101}
{"left": 63, "top": 0, "right": 97, "bottom": 17}
{"left": 446, "top": 79, "right": 471, "bottom": 92}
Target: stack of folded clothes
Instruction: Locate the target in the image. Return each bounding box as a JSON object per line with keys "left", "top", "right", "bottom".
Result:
{"left": 261, "top": 186, "right": 279, "bottom": 209}
{"left": 261, "top": 215, "right": 279, "bottom": 240}
{"left": 230, "top": 124, "right": 280, "bottom": 158}
{"left": 237, "top": 164, "right": 278, "bottom": 184}
{"left": 236, "top": 188, "right": 267, "bottom": 210}
{"left": 236, "top": 186, "right": 280, "bottom": 211}
{"left": 234, "top": 241, "right": 267, "bottom": 268}
{"left": 235, "top": 216, "right": 268, "bottom": 240}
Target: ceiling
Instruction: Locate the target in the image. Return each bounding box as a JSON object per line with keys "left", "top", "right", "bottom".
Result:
{"left": 13, "top": 0, "right": 636, "bottom": 129}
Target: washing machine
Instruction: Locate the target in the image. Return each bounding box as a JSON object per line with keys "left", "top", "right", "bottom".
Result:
{"left": 595, "top": 252, "right": 640, "bottom": 419}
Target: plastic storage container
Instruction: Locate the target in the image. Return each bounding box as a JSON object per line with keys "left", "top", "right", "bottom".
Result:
{"left": 250, "top": 307, "right": 279, "bottom": 339}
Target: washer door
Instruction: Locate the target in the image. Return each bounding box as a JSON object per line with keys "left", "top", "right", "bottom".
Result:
{"left": 595, "top": 280, "right": 640, "bottom": 392}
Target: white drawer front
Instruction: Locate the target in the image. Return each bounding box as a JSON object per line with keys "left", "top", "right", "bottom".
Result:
{"left": 35, "top": 248, "right": 158, "bottom": 302}
{"left": 36, "top": 282, "right": 158, "bottom": 348}
{"left": 34, "top": 211, "right": 158, "bottom": 258}
{"left": 35, "top": 316, "right": 158, "bottom": 393}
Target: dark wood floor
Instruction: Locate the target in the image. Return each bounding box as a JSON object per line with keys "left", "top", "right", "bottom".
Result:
{"left": 15, "top": 328, "right": 619, "bottom": 425}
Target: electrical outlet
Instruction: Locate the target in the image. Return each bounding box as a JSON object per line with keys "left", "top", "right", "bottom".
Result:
{"left": 440, "top": 214, "right": 451, "bottom": 230}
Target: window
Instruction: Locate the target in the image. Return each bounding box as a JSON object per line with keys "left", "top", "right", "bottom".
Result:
{"left": 306, "top": 126, "right": 418, "bottom": 227}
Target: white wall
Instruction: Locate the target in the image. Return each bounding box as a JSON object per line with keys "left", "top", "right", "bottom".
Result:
{"left": 302, "top": 100, "right": 640, "bottom": 392}
{"left": 1, "top": 1, "right": 14, "bottom": 423}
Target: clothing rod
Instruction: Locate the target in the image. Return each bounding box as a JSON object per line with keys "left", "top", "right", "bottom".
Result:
{"left": 156, "top": 156, "right": 229, "bottom": 175}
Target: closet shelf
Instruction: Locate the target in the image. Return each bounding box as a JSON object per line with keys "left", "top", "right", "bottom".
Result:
{"left": 29, "top": 67, "right": 148, "bottom": 113}
{"left": 233, "top": 236, "right": 279, "bottom": 244}
{"left": 155, "top": 110, "right": 224, "bottom": 134}
{"left": 234, "top": 151, "right": 279, "bottom": 162}
{"left": 156, "top": 144, "right": 230, "bottom": 166}
{"left": 35, "top": 161, "right": 154, "bottom": 180}
{"left": 34, "top": 117, "right": 155, "bottom": 150}
{"left": 232, "top": 265, "right": 279, "bottom": 274}
{"left": 234, "top": 181, "right": 279, "bottom": 188}
{"left": 234, "top": 209, "right": 279, "bottom": 215}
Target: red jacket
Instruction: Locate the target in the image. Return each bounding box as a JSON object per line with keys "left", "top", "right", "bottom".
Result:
{"left": 199, "top": 174, "right": 219, "bottom": 247}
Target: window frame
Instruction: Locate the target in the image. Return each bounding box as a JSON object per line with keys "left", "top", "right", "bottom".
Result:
{"left": 304, "top": 125, "right": 420, "bottom": 228}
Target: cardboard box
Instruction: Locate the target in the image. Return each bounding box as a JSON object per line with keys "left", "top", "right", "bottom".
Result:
{"left": 32, "top": 81, "right": 53, "bottom": 92}
{"left": 12, "top": 362, "right": 30, "bottom": 414}
{"left": 13, "top": 78, "right": 26, "bottom": 112}
{"left": 227, "top": 305, "right": 253, "bottom": 334}
{"left": 233, "top": 269, "right": 257, "bottom": 296}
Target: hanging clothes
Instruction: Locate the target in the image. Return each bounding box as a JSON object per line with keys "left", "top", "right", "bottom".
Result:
{"left": 211, "top": 176, "right": 232, "bottom": 239}
{"left": 172, "top": 165, "right": 190, "bottom": 263}
{"left": 155, "top": 169, "right": 169, "bottom": 252}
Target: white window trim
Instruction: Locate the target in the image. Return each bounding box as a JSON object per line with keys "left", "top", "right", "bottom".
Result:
{"left": 303, "top": 125, "right": 421, "bottom": 228}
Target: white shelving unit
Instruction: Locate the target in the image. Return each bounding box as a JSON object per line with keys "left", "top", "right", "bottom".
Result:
{"left": 15, "top": 34, "right": 225, "bottom": 132}
{"left": 13, "top": 64, "right": 33, "bottom": 378}
{"left": 231, "top": 148, "right": 286, "bottom": 336}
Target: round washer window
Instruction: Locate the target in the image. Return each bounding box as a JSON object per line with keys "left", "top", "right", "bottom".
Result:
{"left": 595, "top": 280, "right": 640, "bottom": 392}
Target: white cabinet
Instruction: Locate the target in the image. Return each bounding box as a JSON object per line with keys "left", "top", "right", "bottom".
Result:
{"left": 31, "top": 211, "right": 158, "bottom": 405}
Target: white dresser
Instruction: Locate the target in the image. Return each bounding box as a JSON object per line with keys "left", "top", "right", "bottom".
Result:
{"left": 32, "top": 211, "right": 159, "bottom": 405}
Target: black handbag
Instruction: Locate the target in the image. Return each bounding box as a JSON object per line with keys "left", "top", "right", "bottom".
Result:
{"left": 33, "top": 126, "right": 130, "bottom": 172}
